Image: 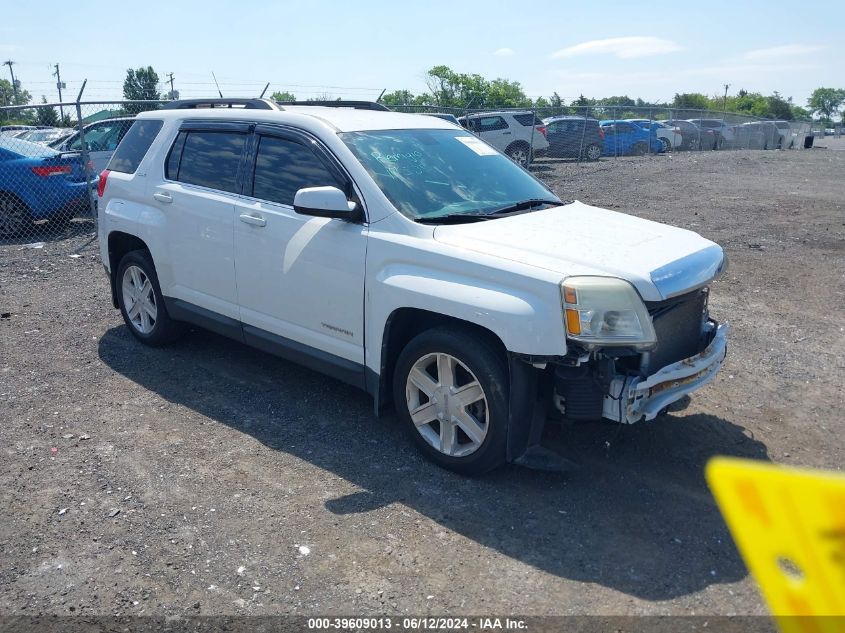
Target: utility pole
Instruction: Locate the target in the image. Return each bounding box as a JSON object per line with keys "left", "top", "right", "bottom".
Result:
{"left": 53, "top": 63, "right": 66, "bottom": 121}
{"left": 723, "top": 83, "right": 730, "bottom": 112}
{"left": 167, "top": 72, "right": 175, "bottom": 99}
{"left": 3, "top": 60, "right": 18, "bottom": 101}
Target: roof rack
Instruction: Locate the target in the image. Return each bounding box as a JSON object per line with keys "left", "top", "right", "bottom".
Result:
{"left": 161, "top": 98, "right": 281, "bottom": 110}
{"left": 276, "top": 100, "right": 390, "bottom": 112}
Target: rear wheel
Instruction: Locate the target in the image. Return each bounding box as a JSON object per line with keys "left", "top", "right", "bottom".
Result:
{"left": 631, "top": 142, "right": 648, "bottom": 156}
{"left": 393, "top": 327, "right": 509, "bottom": 475}
{"left": 661, "top": 138, "right": 672, "bottom": 151}
{"left": 505, "top": 142, "right": 531, "bottom": 167}
{"left": 584, "top": 143, "right": 602, "bottom": 161}
{"left": 116, "top": 250, "right": 184, "bottom": 346}
{"left": 0, "top": 193, "right": 31, "bottom": 238}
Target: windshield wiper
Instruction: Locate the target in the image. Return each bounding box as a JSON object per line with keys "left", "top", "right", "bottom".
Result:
{"left": 415, "top": 198, "right": 569, "bottom": 225}
{"left": 484, "top": 198, "right": 568, "bottom": 217}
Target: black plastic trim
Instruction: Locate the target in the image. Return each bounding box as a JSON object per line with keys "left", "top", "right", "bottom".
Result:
{"left": 276, "top": 100, "right": 389, "bottom": 112}
{"left": 179, "top": 120, "right": 254, "bottom": 133}
{"left": 162, "top": 98, "right": 280, "bottom": 110}
{"left": 165, "top": 298, "right": 245, "bottom": 342}
{"left": 163, "top": 297, "right": 367, "bottom": 390}
{"left": 242, "top": 325, "right": 366, "bottom": 390}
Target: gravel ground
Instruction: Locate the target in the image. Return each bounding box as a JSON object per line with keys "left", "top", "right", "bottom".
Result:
{"left": 1, "top": 143, "right": 843, "bottom": 618}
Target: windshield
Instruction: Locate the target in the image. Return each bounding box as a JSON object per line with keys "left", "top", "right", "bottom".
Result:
{"left": 340, "top": 129, "right": 558, "bottom": 221}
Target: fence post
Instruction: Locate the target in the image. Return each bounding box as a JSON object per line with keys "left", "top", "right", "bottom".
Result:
{"left": 74, "top": 80, "right": 97, "bottom": 225}
{"left": 578, "top": 106, "right": 588, "bottom": 164}
{"left": 528, "top": 106, "right": 536, "bottom": 168}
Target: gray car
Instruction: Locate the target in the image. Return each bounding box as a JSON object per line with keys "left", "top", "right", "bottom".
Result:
{"left": 50, "top": 117, "right": 135, "bottom": 173}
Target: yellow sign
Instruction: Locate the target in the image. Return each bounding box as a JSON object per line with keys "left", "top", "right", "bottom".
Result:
{"left": 707, "top": 457, "right": 845, "bottom": 632}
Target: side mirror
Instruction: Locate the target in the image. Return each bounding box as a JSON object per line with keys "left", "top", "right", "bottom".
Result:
{"left": 293, "top": 186, "right": 359, "bottom": 221}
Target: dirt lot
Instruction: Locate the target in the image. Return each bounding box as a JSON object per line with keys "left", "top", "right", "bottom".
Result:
{"left": 1, "top": 143, "right": 843, "bottom": 618}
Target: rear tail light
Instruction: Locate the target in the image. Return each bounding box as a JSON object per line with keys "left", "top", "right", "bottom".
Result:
{"left": 598, "top": 127, "right": 605, "bottom": 139}
{"left": 98, "top": 169, "right": 110, "bottom": 198}
{"left": 537, "top": 125, "right": 547, "bottom": 138}
{"left": 31, "top": 165, "right": 72, "bottom": 177}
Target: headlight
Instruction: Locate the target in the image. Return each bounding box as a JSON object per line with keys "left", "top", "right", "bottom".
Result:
{"left": 561, "top": 277, "right": 657, "bottom": 349}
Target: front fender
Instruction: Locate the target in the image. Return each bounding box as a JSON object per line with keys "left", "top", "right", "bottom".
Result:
{"left": 366, "top": 263, "right": 567, "bottom": 375}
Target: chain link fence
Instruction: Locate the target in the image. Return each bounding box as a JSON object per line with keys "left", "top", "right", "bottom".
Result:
{"left": 0, "top": 98, "right": 819, "bottom": 246}
{"left": 0, "top": 98, "right": 166, "bottom": 245}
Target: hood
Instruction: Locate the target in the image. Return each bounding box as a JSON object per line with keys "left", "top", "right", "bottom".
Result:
{"left": 433, "top": 200, "right": 725, "bottom": 301}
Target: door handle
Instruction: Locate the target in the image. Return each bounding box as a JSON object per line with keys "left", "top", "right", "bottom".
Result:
{"left": 502, "top": 131, "right": 512, "bottom": 135}
{"left": 153, "top": 192, "right": 173, "bottom": 204}
{"left": 239, "top": 213, "right": 266, "bottom": 227}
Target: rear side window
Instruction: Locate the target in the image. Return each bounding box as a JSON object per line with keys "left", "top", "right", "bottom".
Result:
{"left": 108, "top": 120, "right": 163, "bottom": 174}
{"left": 476, "top": 116, "right": 508, "bottom": 132}
{"left": 513, "top": 113, "right": 542, "bottom": 126}
{"left": 171, "top": 131, "right": 247, "bottom": 193}
{"left": 251, "top": 135, "right": 341, "bottom": 206}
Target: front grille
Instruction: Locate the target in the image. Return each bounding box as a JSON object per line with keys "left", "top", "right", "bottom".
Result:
{"left": 643, "top": 289, "right": 708, "bottom": 373}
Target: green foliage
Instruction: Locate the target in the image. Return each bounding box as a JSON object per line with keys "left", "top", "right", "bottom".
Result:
{"left": 35, "top": 96, "right": 59, "bottom": 126}
{"left": 380, "top": 89, "right": 416, "bottom": 106}
{"left": 672, "top": 93, "right": 710, "bottom": 110}
{"left": 424, "top": 65, "right": 531, "bottom": 108}
{"left": 0, "top": 77, "right": 31, "bottom": 107}
{"left": 270, "top": 90, "right": 296, "bottom": 102}
{"left": 123, "top": 67, "right": 161, "bottom": 114}
{"left": 807, "top": 87, "right": 845, "bottom": 121}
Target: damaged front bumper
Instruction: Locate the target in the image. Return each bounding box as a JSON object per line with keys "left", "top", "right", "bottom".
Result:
{"left": 602, "top": 322, "right": 729, "bottom": 424}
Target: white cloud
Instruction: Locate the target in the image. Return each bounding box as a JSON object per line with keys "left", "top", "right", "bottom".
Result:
{"left": 743, "top": 44, "right": 824, "bottom": 60}
{"left": 551, "top": 36, "right": 682, "bottom": 60}
{"left": 494, "top": 47, "right": 515, "bottom": 57}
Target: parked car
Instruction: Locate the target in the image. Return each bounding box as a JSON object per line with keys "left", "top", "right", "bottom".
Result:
{"left": 457, "top": 111, "right": 549, "bottom": 166}
{"left": 542, "top": 116, "right": 604, "bottom": 160}
{"left": 97, "top": 98, "right": 728, "bottom": 474}
{"left": 599, "top": 120, "right": 665, "bottom": 155}
{"left": 664, "top": 119, "right": 709, "bottom": 150}
{"left": 0, "top": 136, "right": 94, "bottom": 237}
{"left": 0, "top": 125, "right": 38, "bottom": 136}
{"left": 423, "top": 113, "right": 461, "bottom": 126}
{"left": 626, "top": 119, "right": 683, "bottom": 151}
{"left": 686, "top": 119, "right": 734, "bottom": 149}
{"left": 772, "top": 120, "right": 795, "bottom": 149}
{"left": 51, "top": 117, "right": 135, "bottom": 173}
{"left": 18, "top": 127, "right": 75, "bottom": 145}
{"left": 732, "top": 122, "right": 779, "bottom": 150}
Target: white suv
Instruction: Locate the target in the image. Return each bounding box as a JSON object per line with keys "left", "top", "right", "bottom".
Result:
{"left": 457, "top": 111, "right": 549, "bottom": 166}
{"left": 98, "top": 98, "right": 729, "bottom": 474}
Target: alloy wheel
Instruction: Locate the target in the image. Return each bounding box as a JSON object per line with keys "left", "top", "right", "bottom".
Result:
{"left": 122, "top": 265, "right": 158, "bottom": 334}
{"left": 405, "top": 352, "right": 489, "bottom": 458}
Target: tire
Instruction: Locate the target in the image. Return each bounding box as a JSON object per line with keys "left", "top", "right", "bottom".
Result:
{"left": 0, "top": 193, "right": 32, "bottom": 238}
{"left": 584, "top": 143, "right": 602, "bottom": 161}
{"left": 631, "top": 142, "right": 648, "bottom": 156}
{"left": 505, "top": 142, "right": 531, "bottom": 167}
{"left": 687, "top": 138, "right": 699, "bottom": 151}
{"left": 661, "top": 137, "right": 673, "bottom": 151}
{"left": 116, "top": 249, "right": 184, "bottom": 346}
{"left": 393, "top": 326, "right": 509, "bottom": 475}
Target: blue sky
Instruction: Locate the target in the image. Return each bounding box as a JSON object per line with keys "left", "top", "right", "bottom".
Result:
{"left": 1, "top": 0, "right": 840, "bottom": 106}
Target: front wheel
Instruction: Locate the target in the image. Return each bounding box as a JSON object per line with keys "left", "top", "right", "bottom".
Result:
{"left": 393, "top": 327, "right": 509, "bottom": 475}
{"left": 116, "top": 250, "right": 184, "bottom": 346}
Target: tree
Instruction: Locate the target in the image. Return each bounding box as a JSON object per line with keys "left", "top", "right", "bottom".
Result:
{"left": 766, "top": 92, "right": 793, "bottom": 120}
{"left": 270, "top": 90, "right": 296, "bottom": 102}
{"left": 0, "top": 77, "right": 31, "bottom": 107}
{"left": 380, "top": 89, "right": 416, "bottom": 107}
{"left": 35, "top": 96, "right": 59, "bottom": 126}
{"left": 123, "top": 67, "right": 160, "bottom": 114}
{"left": 672, "top": 93, "right": 709, "bottom": 110}
{"left": 807, "top": 87, "right": 845, "bottom": 121}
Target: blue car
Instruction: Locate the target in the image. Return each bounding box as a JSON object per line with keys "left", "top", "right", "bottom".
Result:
{"left": 599, "top": 119, "right": 665, "bottom": 156}
{"left": 0, "top": 136, "right": 94, "bottom": 237}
